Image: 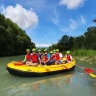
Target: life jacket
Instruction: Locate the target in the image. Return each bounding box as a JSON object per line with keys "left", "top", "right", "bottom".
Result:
{"left": 55, "top": 53, "right": 60, "bottom": 61}
{"left": 51, "top": 54, "right": 56, "bottom": 60}
{"left": 66, "top": 55, "right": 71, "bottom": 61}
{"left": 43, "top": 54, "right": 48, "bottom": 62}
{"left": 31, "top": 53, "right": 38, "bottom": 63}
{"left": 26, "top": 54, "right": 31, "bottom": 61}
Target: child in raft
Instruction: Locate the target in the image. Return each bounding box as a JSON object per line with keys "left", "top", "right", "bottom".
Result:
{"left": 23, "top": 48, "right": 40, "bottom": 66}
{"left": 55, "top": 49, "right": 63, "bottom": 64}
{"left": 62, "top": 51, "right": 72, "bottom": 63}
{"left": 23, "top": 49, "right": 32, "bottom": 64}
{"left": 40, "top": 49, "right": 51, "bottom": 65}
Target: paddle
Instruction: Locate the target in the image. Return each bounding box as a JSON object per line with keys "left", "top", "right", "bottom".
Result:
{"left": 76, "top": 65, "right": 96, "bottom": 78}
{"left": 89, "top": 73, "right": 96, "bottom": 77}
{"left": 62, "top": 64, "right": 70, "bottom": 70}
{"left": 13, "top": 61, "right": 24, "bottom": 66}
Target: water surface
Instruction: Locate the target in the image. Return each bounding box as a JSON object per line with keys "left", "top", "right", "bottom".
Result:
{"left": 0, "top": 56, "right": 96, "bottom": 96}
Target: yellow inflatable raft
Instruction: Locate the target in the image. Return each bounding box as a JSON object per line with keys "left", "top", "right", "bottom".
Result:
{"left": 6, "top": 59, "right": 76, "bottom": 77}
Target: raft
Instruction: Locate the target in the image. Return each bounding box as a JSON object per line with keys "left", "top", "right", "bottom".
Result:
{"left": 6, "top": 59, "right": 76, "bottom": 77}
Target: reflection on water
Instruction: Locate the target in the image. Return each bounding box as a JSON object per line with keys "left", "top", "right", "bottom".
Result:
{"left": 1, "top": 71, "right": 96, "bottom": 96}
{"left": 4, "top": 73, "right": 73, "bottom": 96}
{"left": 0, "top": 56, "right": 96, "bottom": 96}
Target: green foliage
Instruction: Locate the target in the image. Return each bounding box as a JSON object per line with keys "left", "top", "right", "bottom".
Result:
{"left": 84, "top": 27, "right": 96, "bottom": 50}
{"left": 71, "top": 50, "right": 87, "bottom": 56}
{"left": 0, "top": 14, "right": 35, "bottom": 57}
{"left": 48, "top": 44, "right": 57, "bottom": 51}
{"left": 87, "top": 50, "right": 96, "bottom": 56}
{"left": 48, "top": 26, "right": 96, "bottom": 54}
{"left": 71, "top": 49, "right": 96, "bottom": 57}
{"left": 57, "top": 35, "right": 74, "bottom": 52}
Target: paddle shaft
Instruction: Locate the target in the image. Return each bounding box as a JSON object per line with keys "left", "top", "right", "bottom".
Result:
{"left": 62, "top": 64, "right": 70, "bottom": 70}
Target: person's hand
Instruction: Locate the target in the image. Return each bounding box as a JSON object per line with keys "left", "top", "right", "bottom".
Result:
{"left": 22, "top": 61, "right": 26, "bottom": 64}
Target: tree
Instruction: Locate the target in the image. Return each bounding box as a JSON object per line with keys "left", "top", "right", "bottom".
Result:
{"left": 0, "top": 13, "right": 35, "bottom": 56}
{"left": 48, "top": 44, "right": 57, "bottom": 51}
{"left": 57, "top": 35, "right": 74, "bottom": 51}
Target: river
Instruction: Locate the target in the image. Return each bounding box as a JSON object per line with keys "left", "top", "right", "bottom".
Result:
{"left": 0, "top": 56, "right": 96, "bottom": 96}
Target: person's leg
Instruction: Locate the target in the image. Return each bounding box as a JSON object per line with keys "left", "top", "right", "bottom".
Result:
{"left": 58, "top": 60, "right": 62, "bottom": 64}
{"left": 26, "top": 61, "right": 33, "bottom": 65}
{"left": 41, "top": 62, "right": 45, "bottom": 65}
{"left": 52, "top": 60, "right": 56, "bottom": 64}
{"left": 46, "top": 61, "right": 52, "bottom": 66}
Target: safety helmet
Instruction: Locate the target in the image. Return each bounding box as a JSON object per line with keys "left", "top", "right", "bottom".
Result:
{"left": 44, "top": 49, "right": 48, "bottom": 52}
{"left": 50, "top": 51, "right": 53, "bottom": 54}
{"left": 26, "top": 49, "right": 30, "bottom": 52}
{"left": 66, "top": 51, "right": 70, "bottom": 54}
{"left": 56, "top": 49, "right": 59, "bottom": 52}
{"left": 38, "top": 49, "right": 41, "bottom": 52}
{"left": 53, "top": 49, "right": 56, "bottom": 52}
{"left": 32, "top": 48, "right": 36, "bottom": 51}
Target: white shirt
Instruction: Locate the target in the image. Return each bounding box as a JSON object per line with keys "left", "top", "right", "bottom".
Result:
{"left": 59, "top": 53, "right": 63, "bottom": 58}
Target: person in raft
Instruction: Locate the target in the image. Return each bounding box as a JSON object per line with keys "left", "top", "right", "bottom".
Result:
{"left": 65, "top": 51, "right": 72, "bottom": 62}
{"left": 30, "top": 48, "right": 39, "bottom": 66}
{"left": 23, "top": 49, "right": 32, "bottom": 64}
{"left": 55, "top": 49, "right": 63, "bottom": 64}
{"left": 37, "top": 49, "right": 42, "bottom": 65}
{"left": 50, "top": 51, "right": 56, "bottom": 64}
{"left": 40, "top": 49, "right": 51, "bottom": 65}
{"left": 62, "top": 51, "right": 72, "bottom": 63}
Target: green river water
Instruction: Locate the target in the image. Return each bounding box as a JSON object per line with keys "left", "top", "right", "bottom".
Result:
{"left": 0, "top": 56, "right": 96, "bottom": 96}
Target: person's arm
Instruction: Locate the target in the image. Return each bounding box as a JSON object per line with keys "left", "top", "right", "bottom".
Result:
{"left": 23, "top": 56, "right": 26, "bottom": 63}
{"left": 65, "top": 55, "right": 68, "bottom": 61}
{"left": 70, "top": 55, "right": 72, "bottom": 61}
{"left": 59, "top": 53, "right": 63, "bottom": 60}
{"left": 38, "top": 55, "right": 41, "bottom": 64}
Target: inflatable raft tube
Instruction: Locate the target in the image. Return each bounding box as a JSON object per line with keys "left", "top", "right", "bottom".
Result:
{"left": 6, "top": 59, "right": 76, "bottom": 77}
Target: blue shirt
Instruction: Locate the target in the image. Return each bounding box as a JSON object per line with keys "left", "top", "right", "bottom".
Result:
{"left": 47, "top": 53, "right": 50, "bottom": 59}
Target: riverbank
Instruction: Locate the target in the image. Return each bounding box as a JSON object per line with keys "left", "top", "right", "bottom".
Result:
{"left": 74, "top": 56, "right": 96, "bottom": 62}
{"left": 70, "top": 49, "right": 96, "bottom": 62}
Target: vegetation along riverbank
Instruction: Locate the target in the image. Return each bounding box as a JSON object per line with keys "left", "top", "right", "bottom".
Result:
{"left": 71, "top": 50, "right": 96, "bottom": 62}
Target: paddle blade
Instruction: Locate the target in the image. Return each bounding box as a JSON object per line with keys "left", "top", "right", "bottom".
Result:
{"left": 89, "top": 73, "right": 96, "bottom": 78}
{"left": 14, "top": 61, "right": 24, "bottom": 66}
{"left": 84, "top": 68, "right": 94, "bottom": 73}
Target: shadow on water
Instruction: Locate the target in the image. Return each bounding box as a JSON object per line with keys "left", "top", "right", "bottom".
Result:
{"left": 0, "top": 56, "right": 96, "bottom": 96}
